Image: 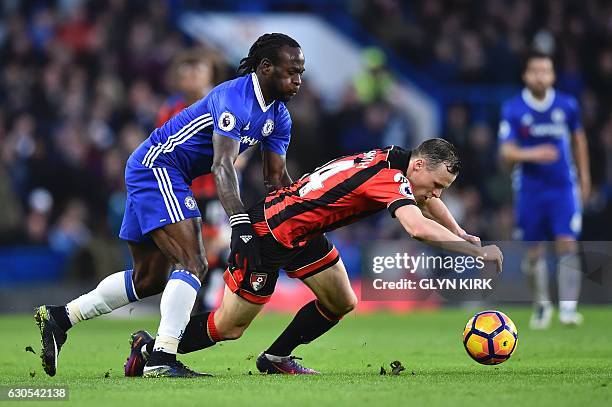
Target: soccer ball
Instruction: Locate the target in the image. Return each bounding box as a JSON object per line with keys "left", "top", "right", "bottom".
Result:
{"left": 462, "top": 310, "right": 518, "bottom": 365}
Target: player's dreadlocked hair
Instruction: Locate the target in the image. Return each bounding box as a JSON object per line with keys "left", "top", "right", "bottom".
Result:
{"left": 237, "top": 33, "right": 301, "bottom": 75}
{"left": 413, "top": 138, "right": 461, "bottom": 174}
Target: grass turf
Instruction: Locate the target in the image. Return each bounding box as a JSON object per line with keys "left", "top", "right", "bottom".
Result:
{"left": 1, "top": 306, "right": 611, "bottom": 406}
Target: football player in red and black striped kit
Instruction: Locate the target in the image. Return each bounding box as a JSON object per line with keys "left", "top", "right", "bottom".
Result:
{"left": 126, "top": 138, "right": 503, "bottom": 376}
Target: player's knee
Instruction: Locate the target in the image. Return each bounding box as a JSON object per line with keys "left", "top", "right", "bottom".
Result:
{"left": 185, "top": 254, "right": 208, "bottom": 282}
{"left": 555, "top": 239, "right": 577, "bottom": 256}
{"left": 337, "top": 292, "right": 358, "bottom": 316}
{"left": 526, "top": 247, "right": 544, "bottom": 262}
{"left": 324, "top": 291, "right": 358, "bottom": 317}
{"left": 132, "top": 267, "right": 166, "bottom": 297}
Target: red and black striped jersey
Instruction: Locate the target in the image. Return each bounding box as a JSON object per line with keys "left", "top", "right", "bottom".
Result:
{"left": 263, "top": 146, "right": 416, "bottom": 248}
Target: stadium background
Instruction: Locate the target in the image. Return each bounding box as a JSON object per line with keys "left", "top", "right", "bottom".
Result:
{"left": 1, "top": 0, "right": 611, "bottom": 313}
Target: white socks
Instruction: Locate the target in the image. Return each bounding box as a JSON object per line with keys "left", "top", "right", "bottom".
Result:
{"left": 63, "top": 268, "right": 203, "bottom": 356}
{"left": 558, "top": 253, "right": 581, "bottom": 314}
{"left": 523, "top": 253, "right": 582, "bottom": 314}
{"left": 153, "top": 270, "right": 201, "bottom": 355}
{"left": 66, "top": 269, "right": 139, "bottom": 325}
{"left": 522, "top": 257, "right": 550, "bottom": 304}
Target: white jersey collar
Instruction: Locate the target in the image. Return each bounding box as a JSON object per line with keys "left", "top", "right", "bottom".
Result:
{"left": 251, "top": 73, "right": 275, "bottom": 112}
{"left": 521, "top": 88, "right": 556, "bottom": 112}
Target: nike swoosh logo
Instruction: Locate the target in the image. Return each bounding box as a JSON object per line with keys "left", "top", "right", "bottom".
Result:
{"left": 143, "top": 365, "right": 171, "bottom": 376}
{"left": 52, "top": 333, "right": 58, "bottom": 368}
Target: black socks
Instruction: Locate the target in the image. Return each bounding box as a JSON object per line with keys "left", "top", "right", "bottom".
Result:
{"left": 177, "top": 312, "right": 218, "bottom": 354}
{"left": 266, "top": 300, "right": 340, "bottom": 357}
{"left": 147, "top": 350, "right": 176, "bottom": 366}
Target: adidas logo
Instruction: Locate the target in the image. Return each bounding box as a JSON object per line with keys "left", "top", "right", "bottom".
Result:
{"left": 240, "top": 235, "right": 252, "bottom": 243}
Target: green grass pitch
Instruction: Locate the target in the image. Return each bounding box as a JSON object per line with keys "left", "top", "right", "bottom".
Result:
{"left": 1, "top": 306, "right": 611, "bottom": 406}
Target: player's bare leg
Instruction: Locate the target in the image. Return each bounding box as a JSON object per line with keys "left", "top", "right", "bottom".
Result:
{"left": 179, "top": 285, "right": 265, "bottom": 350}
{"left": 555, "top": 237, "right": 583, "bottom": 326}
{"left": 301, "top": 258, "right": 358, "bottom": 317}
{"left": 35, "top": 239, "right": 172, "bottom": 377}
{"left": 522, "top": 243, "right": 553, "bottom": 329}
{"left": 129, "top": 241, "right": 174, "bottom": 297}
{"left": 257, "top": 258, "right": 357, "bottom": 374}
{"left": 213, "top": 286, "right": 264, "bottom": 338}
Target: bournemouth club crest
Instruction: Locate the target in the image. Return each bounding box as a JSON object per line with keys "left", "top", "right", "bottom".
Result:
{"left": 250, "top": 272, "right": 267, "bottom": 292}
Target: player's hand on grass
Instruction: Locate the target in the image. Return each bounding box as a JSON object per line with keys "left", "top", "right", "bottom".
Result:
{"left": 228, "top": 214, "right": 262, "bottom": 271}
{"left": 528, "top": 144, "right": 558, "bottom": 163}
{"left": 480, "top": 245, "right": 503, "bottom": 274}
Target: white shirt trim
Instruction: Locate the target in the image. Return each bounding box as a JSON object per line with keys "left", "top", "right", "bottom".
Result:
{"left": 251, "top": 73, "right": 275, "bottom": 112}
{"left": 521, "top": 88, "right": 556, "bottom": 112}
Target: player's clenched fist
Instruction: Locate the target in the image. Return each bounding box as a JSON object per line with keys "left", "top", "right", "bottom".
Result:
{"left": 529, "top": 144, "right": 559, "bottom": 163}
{"left": 228, "top": 213, "right": 262, "bottom": 271}
{"left": 480, "top": 245, "right": 503, "bottom": 274}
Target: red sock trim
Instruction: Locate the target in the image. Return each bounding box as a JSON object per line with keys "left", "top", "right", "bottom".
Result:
{"left": 314, "top": 300, "right": 343, "bottom": 321}
{"left": 207, "top": 311, "right": 222, "bottom": 342}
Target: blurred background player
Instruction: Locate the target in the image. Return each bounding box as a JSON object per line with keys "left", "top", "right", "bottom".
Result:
{"left": 156, "top": 49, "right": 216, "bottom": 127}
{"left": 498, "top": 51, "right": 591, "bottom": 329}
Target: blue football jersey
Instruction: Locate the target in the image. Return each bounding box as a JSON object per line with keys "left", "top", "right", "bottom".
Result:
{"left": 498, "top": 88, "right": 582, "bottom": 192}
{"left": 133, "top": 73, "right": 292, "bottom": 182}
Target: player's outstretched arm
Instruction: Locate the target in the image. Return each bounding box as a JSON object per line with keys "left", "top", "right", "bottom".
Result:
{"left": 420, "top": 198, "right": 480, "bottom": 246}
{"left": 395, "top": 205, "right": 502, "bottom": 272}
{"left": 211, "top": 133, "right": 261, "bottom": 270}
{"left": 262, "top": 150, "right": 292, "bottom": 192}
{"left": 499, "top": 141, "right": 558, "bottom": 164}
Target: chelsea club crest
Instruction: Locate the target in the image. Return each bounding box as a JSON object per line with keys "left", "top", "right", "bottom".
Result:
{"left": 184, "top": 196, "right": 197, "bottom": 211}
{"left": 262, "top": 119, "right": 274, "bottom": 137}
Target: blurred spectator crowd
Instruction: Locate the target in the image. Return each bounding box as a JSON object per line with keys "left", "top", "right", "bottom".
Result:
{"left": 351, "top": 0, "right": 612, "bottom": 241}
{"left": 0, "top": 0, "right": 611, "bottom": 280}
{"left": 0, "top": 0, "right": 234, "bottom": 277}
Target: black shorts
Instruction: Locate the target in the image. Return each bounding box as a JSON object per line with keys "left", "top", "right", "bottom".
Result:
{"left": 223, "top": 201, "right": 340, "bottom": 304}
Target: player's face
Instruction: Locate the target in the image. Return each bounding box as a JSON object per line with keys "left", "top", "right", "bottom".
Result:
{"left": 177, "top": 62, "right": 212, "bottom": 99}
{"left": 271, "top": 46, "right": 305, "bottom": 102}
{"left": 408, "top": 159, "right": 457, "bottom": 204}
{"left": 523, "top": 58, "right": 555, "bottom": 95}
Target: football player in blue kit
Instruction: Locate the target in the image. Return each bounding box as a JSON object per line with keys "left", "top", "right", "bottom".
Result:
{"left": 498, "top": 51, "right": 591, "bottom": 329}
{"left": 34, "top": 33, "right": 305, "bottom": 377}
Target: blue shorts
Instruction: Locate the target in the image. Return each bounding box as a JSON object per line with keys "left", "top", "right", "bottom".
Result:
{"left": 119, "top": 155, "right": 201, "bottom": 243}
{"left": 514, "top": 186, "right": 581, "bottom": 241}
